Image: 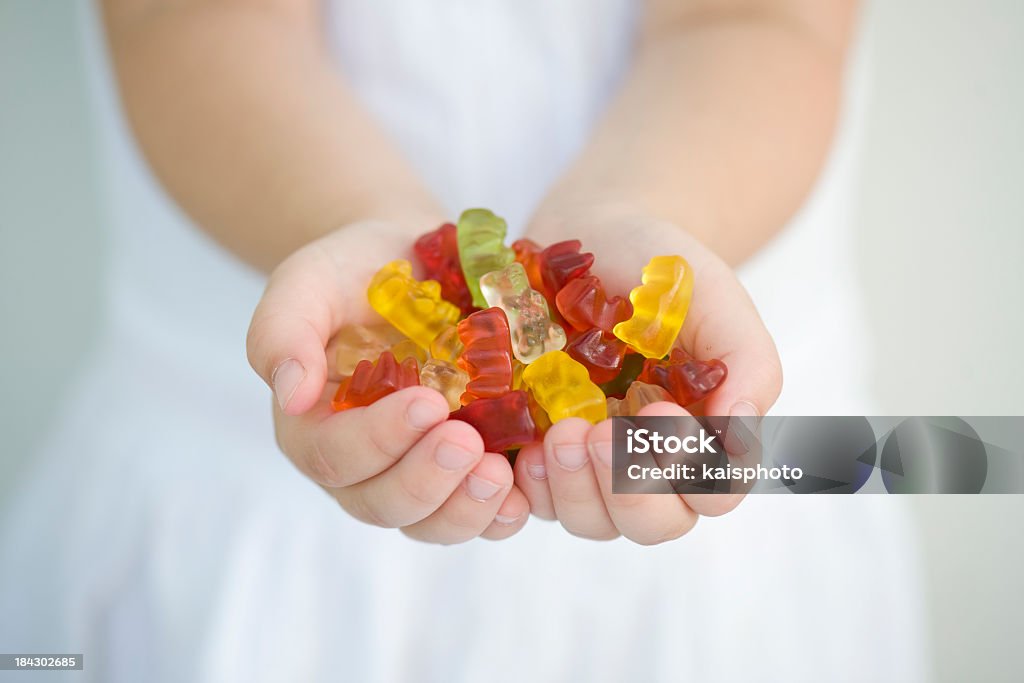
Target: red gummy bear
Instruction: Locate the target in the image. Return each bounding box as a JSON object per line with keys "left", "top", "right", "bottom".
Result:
{"left": 449, "top": 390, "right": 538, "bottom": 452}
{"left": 413, "top": 222, "right": 475, "bottom": 314}
{"left": 565, "top": 328, "right": 628, "bottom": 384}
{"left": 456, "top": 307, "right": 514, "bottom": 405}
{"left": 555, "top": 275, "right": 632, "bottom": 334}
{"left": 638, "top": 349, "right": 728, "bottom": 406}
{"left": 511, "top": 238, "right": 593, "bottom": 320}
{"left": 331, "top": 351, "right": 419, "bottom": 411}
{"left": 539, "top": 240, "right": 594, "bottom": 298}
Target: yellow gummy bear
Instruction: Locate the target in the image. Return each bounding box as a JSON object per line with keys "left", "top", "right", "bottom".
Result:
{"left": 391, "top": 339, "right": 428, "bottom": 367}
{"left": 511, "top": 359, "right": 526, "bottom": 390}
{"left": 428, "top": 325, "right": 464, "bottom": 362}
{"left": 521, "top": 350, "right": 607, "bottom": 424}
{"left": 367, "top": 260, "right": 460, "bottom": 349}
{"left": 612, "top": 255, "right": 694, "bottom": 359}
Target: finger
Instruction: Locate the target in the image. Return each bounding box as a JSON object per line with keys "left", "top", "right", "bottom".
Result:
{"left": 400, "top": 452, "right": 513, "bottom": 545}
{"left": 247, "top": 244, "right": 346, "bottom": 415}
{"left": 513, "top": 442, "right": 556, "bottom": 520}
{"left": 544, "top": 418, "right": 619, "bottom": 541}
{"left": 586, "top": 416, "right": 698, "bottom": 545}
{"left": 636, "top": 401, "right": 748, "bottom": 517}
{"left": 680, "top": 257, "right": 783, "bottom": 422}
{"left": 480, "top": 485, "right": 531, "bottom": 540}
{"left": 275, "top": 386, "right": 450, "bottom": 488}
{"left": 335, "top": 419, "right": 485, "bottom": 528}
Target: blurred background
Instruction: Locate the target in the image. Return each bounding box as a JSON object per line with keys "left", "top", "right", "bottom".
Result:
{"left": 1, "top": 1, "right": 1022, "bottom": 680}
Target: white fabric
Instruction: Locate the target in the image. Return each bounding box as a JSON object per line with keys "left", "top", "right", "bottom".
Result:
{"left": 0, "top": 1, "right": 927, "bottom": 681}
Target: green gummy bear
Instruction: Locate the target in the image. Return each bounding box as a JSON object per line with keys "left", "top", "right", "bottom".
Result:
{"left": 457, "top": 208, "right": 515, "bottom": 308}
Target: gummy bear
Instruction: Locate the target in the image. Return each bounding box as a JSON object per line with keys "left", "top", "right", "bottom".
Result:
{"left": 455, "top": 307, "right": 514, "bottom": 405}
{"left": 449, "top": 391, "right": 538, "bottom": 452}
{"left": 598, "top": 351, "right": 646, "bottom": 399}
{"left": 333, "top": 323, "right": 407, "bottom": 376}
{"left": 511, "top": 238, "right": 545, "bottom": 293}
{"left": 612, "top": 255, "right": 694, "bottom": 358}
{"left": 456, "top": 209, "right": 515, "bottom": 308}
{"left": 419, "top": 358, "right": 469, "bottom": 411}
{"left": 367, "top": 260, "right": 461, "bottom": 349}
{"left": 511, "top": 238, "right": 593, "bottom": 311}
{"left": 638, "top": 348, "right": 728, "bottom": 406}
{"left": 391, "top": 339, "right": 428, "bottom": 368}
{"left": 527, "top": 391, "right": 553, "bottom": 436}
{"left": 331, "top": 351, "right": 419, "bottom": 411}
{"left": 606, "top": 381, "right": 675, "bottom": 417}
{"left": 511, "top": 359, "right": 526, "bottom": 390}
{"left": 428, "top": 325, "right": 464, "bottom": 363}
{"left": 479, "top": 262, "right": 566, "bottom": 364}
{"left": 555, "top": 275, "right": 632, "bottom": 334}
{"left": 538, "top": 240, "right": 594, "bottom": 296}
{"left": 564, "top": 327, "right": 627, "bottom": 384}
{"left": 521, "top": 350, "right": 607, "bottom": 424}
{"left": 414, "top": 222, "right": 475, "bottom": 314}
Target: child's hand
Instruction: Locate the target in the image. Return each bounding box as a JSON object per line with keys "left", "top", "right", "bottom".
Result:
{"left": 512, "top": 206, "right": 783, "bottom": 544}
{"left": 247, "top": 222, "right": 530, "bottom": 543}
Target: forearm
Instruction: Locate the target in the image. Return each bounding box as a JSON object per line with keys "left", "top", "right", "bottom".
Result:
{"left": 531, "top": 0, "right": 858, "bottom": 265}
{"left": 102, "top": 0, "right": 443, "bottom": 272}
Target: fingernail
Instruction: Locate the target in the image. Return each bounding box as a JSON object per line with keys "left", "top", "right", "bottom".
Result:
{"left": 434, "top": 441, "right": 476, "bottom": 471}
{"left": 730, "top": 401, "right": 759, "bottom": 421}
{"left": 272, "top": 358, "right": 305, "bottom": 412}
{"left": 406, "top": 399, "right": 447, "bottom": 431}
{"left": 494, "top": 512, "right": 524, "bottom": 526}
{"left": 465, "top": 474, "right": 503, "bottom": 502}
{"left": 589, "top": 441, "right": 613, "bottom": 467}
{"left": 527, "top": 463, "right": 547, "bottom": 480}
{"left": 726, "top": 401, "right": 760, "bottom": 454}
{"left": 553, "top": 443, "right": 588, "bottom": 472}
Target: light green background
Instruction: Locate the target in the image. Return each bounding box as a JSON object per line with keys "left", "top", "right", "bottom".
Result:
{"left": 1, "top": 1, "right": 1022, "bottom": 680}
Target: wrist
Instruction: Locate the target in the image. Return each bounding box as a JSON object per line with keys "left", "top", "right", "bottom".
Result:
{"left": 336, "top": 200, "right": 448, "bottom": 242}
{"left": 526, "top": 197, "right": 701, "bottom": 253}
{"left": 526, "top": 198, "right": 660, "bottom": 242}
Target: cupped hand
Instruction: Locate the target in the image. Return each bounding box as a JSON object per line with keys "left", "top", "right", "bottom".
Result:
{"left": 513, "top": 206, "right": 783, "bottom": 544}
{"left": 246, "top": 221, "right": 530, "bottom": 543}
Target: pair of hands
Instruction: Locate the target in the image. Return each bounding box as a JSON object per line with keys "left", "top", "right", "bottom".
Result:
{"left": 245, "top": 210, "right": 782, "bottom": 545}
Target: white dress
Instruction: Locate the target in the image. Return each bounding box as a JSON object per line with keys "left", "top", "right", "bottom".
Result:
{"left": 0, "top": 1, "right": 927, "bottom": 681}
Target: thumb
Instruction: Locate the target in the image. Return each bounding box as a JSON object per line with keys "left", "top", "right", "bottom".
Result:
{"left": 681, "top": 259, "right": 783, "bottom": 421}
{"left": 246, "top": 246, "right": 341, "bottom": 415}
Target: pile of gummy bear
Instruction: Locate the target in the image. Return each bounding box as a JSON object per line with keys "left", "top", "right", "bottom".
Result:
{"left": 332, "top": 209, "right": 728, "bottom": 455}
